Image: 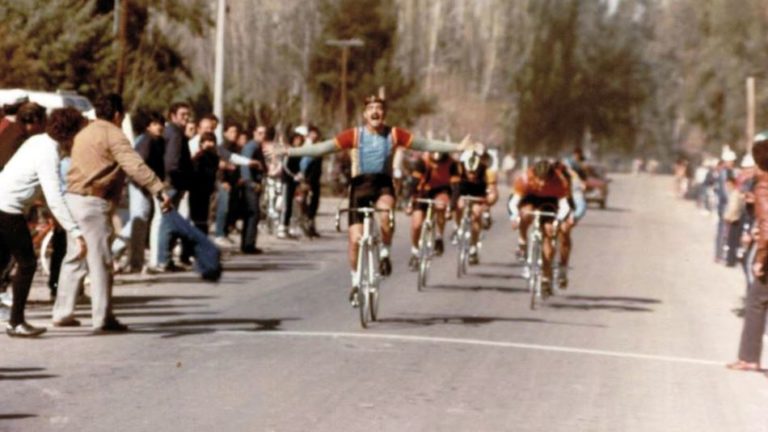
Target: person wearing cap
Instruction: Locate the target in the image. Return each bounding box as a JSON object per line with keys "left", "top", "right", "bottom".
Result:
{"left": 727, "top": 131, "right": 768, "bottom": 373}
{"left": 269, "top": 95, "right": 476, "bottom": 305}
{"left": 715, "top": 147, "right": 737, "bottom": 262}
{"left": 0, "top": 107, "right": 88, "bottom": 337}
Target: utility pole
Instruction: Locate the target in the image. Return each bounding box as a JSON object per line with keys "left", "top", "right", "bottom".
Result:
{"left": 116, "top": 0, "right": 129, "bottom": 95}
{"left": 213, "top": 0, "right": 227, "bottom": 142}
{"left": 747, "top": 76, "right": 756, "bottom": 152}
{"left": 326, "top": 38, "right": 364, "bottom": 129}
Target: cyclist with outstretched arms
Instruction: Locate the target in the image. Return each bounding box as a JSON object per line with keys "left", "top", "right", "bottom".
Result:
{"left": 508, "top": 160, "right": 572, "bottom": 293}
{"left": 454, "top": 149, "right": 499, "bottom": 265}
{"left": 406, "top": 151, "right": 460, "bottom": 269}
{"left": 271, "top": 95, "right": 475, "bottom": 302}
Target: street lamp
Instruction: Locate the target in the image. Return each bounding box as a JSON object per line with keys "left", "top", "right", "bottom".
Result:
{"left": 326, "top": 38, "right": 364, "bottom": 128}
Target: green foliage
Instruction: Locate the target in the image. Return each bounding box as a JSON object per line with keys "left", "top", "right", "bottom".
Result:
{"left": 309, "top": 0, "right": 434, "bottom": 130}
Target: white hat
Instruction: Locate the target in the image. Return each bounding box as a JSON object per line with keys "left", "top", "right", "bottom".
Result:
{"left": 741, "top": 153, "right": 755, "bottom": 168}
{"left": 722, "top": 147, "right": 737, "bottom": 162}
{"left": 294, "top": 125, "right": 308, "bottom": 137}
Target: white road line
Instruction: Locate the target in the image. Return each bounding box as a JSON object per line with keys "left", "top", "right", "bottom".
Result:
{"left": 226, "top": 330, "right": 724, "bottom": 367}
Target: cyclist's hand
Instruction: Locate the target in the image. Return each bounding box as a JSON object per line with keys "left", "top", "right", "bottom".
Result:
{"left": 457, "top": 134, "right": 473, "bottom": 152}
{"left": 265, "top": 144, "right": 288, "bottom": 160}
{"left": 75, "top": 236, "right": 88, "bottom": 260}
{"left": 753, "top": 262, "right": 765, "bottom": 280}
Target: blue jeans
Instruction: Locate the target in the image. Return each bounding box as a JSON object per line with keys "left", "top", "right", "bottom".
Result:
{"left": 157, "top": 188, "right": 185, "bottom": 266}
{"left": 112, "top": 183, "right": 152, "bottom": 269}
{"left": 214, "top": 182, "right": 230, "bottom": 237}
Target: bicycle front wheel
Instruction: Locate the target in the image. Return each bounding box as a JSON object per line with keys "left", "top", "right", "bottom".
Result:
{"left": 418, "top": 223, "right": 433, "bottom": 290}
{"left": 358, "top": 243, "right": 371, "bottom": 328}
{"left": 369, "top": 243, "right": 380, "bottom": 322}
{"left": 528, "top": 238, "right": 542, "bottom": 310}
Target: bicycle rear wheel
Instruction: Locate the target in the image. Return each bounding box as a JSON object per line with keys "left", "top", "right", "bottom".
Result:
{"left": 418, "top": 223, "right": 433, "bottom": 290}
{"left": 369, "top": 244, "right": 380, "bottom": 322}
{"left": 358, "top": 243, "right": 371, "bottom": 328}
{"left": 528, "top": 238, "right": 542, "bottom": 310}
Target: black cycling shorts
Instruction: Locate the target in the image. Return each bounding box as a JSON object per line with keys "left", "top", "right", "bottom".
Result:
{"left": 459, "top": 182, "right": 486, "bottom": 198}
{"left": 414, "top": 185, "right": 452, "bottom": 212}
{"left": 519, "top": 196, "right": 559, "bottom": 223}
{"left": 348, "top": 174, "right": 395, "bottom": 225}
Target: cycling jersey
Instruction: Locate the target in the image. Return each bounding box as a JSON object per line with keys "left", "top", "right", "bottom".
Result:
{"left": 509, "top": 167, "right": 571, "bottom": 220}
{"left": 458, "top": 162, "right": 497, "bottom": 198}
{"left": 334, "top": 126, "right": 414, "bottom": 178}
{"left": 412, "top": 154, "right": 460, "bottom": 193}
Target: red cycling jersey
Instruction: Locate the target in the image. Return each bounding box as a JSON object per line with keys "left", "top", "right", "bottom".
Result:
{"left": 514, "top": 167, "right": 569, "bottom": 199}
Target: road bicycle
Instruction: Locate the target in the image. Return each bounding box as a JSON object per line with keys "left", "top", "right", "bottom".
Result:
{"left": 455, "top": 196, "right": 486, "bottom": 278}
{"left": 413, "top": 198, "right": 446, "bottom": 291}
{"left": 521, "top": 209, "right": 560, "bottom": 310}
{"left": 336, "top": 207, "right": 395, "bottom": 329}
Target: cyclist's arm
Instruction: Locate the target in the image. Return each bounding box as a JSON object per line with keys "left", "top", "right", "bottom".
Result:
{"left": 286, "top": 140, "right": 338, "bottom": 158}
{"left": 410, "top": 138, "right": 460, "bottom": 153}
{"left": 508, "top": 194, "right": 522, "bottom": 220}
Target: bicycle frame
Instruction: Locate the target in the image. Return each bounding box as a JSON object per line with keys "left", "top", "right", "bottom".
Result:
{"left": 335, "top": 206, "right": 394, "bottom": 328}
{"left": 414, "top": 198, "right": 445, "bottom": 290}
{"left": 522, "top": 209, "right": 558, "bottom": 310}
{"left": 456, "top": 196, "right": 486, "bottom": 277}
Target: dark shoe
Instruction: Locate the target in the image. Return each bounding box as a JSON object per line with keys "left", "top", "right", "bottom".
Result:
{"left": 53, "top": 317, "right": 81, "bottom": 327}
{"left": 408, "top": 254, "right": 419, "bottom": 271}
{"left": 6, "top": 322, "right": 47, "bottom": 338}
{"left": 482, "top": 211, "right": 492, "bottom": 230}
{"left": 94, "top": 318, "right": 129, "bottom": 334}
{"left": 542, "top": 279, "right": 553, "bottom": 298}
{"left": 558, "top": 272, "right": 569, "bottom": 290}
{"left": 435, "top": 239, "right": 444, "bottom": 256}
{"left": 468, "top": 249, "right": 479, "bottom": 265}
{"left": 241, "top": 247, "right": 264, "bottom": 255}
{"left": 349, "top": 286, "right": 360, "bottom": 308}
{"left": 379, "top": 257, "right": 392, "bottom": 276}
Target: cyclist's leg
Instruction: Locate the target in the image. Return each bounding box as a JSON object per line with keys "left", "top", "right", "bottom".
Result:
{"left": 559, "top": 218, "right": 574, "bottom": 268}
{"left": 518, "top": 203, "right": 535, "bottom": 246}
{"left": 348, "top": 223, "right": 363, "bottom": 270}
{"left": 434, "top": 192, "right": 450, "bottom": 237}
{"left": 542, "top": 221, "right": 556, "bottom": 278}
{"left": 411, "top": 209, "right": 425, "bottom": 249}
{"left": 377, "top": 194, "right": 395, "bottom": 247}
{"left": 470, "top": 202, "right": 483, "bottom": 245}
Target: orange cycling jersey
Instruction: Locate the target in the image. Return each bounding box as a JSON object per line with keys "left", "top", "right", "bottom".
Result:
{"left": 514, "top": 167, "right": 569, "bottom": 199}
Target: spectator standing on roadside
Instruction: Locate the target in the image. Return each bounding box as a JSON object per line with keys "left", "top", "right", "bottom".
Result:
{"left": 187, "top": 132, "right": 220, "bottom": 246}
{"left": 715, "top": 148, "right": 737, "bottom": 262}
{"left": 299, "top": 125, "right": 323, "bottom": 238}
{"left": 112, "top": 112, "right": 165, "bottom": 272}
{"left": 214, "top": 123, "right": 242, "bottom": 247}
{"left": 277, "top": 131, "right": 304, "bottom": 239}
{"left": 728, "top": 132, "right": 768, "bottom": 373}
{"left": 239, "top": 125, "right": 267, "bottom": 253}
{"left": 156, "top": 102, "right": 193, "bottom": 272}
{"left": 53, "top": 94, "right": 170, "bottom": 332}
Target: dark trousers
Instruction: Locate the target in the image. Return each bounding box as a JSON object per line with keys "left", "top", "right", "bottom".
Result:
{"left": 48, "top": 226, "right": 67, "bottom": 297}
{"left": 281, "top": 179, "right": 297, "bottom": 227}
{"left": 0, "top": 211, "right": 37, "bottom": 326}
{"left": 738, "top": 276, "right": 768, "bottom": 363}
{"left": 724, "top": 222, "right": 742, "bottom": 267}
{"left": 184, "top": 188, "right": 214, "bottom": 262}
{"left": 306, "top": 179, "right": 321, "bottom": 221}
{"left": 241, "top": 184, "right": 261, "bottom": 251}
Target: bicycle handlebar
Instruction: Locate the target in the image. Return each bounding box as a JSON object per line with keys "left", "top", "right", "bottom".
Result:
{"left": 521, "top": 209, "right": 558, "bottom": 218}
{"left": 335, "top": 207, "right": 396, "bottom": 232}
{"left": 460, "top": 195, "right": 487, "bottom": 204}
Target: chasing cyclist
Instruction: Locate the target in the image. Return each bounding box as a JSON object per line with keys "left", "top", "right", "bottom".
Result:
{"left": 271, "top": 95, "right": 476, "bottom": 302}
{"left": 406, "top": 151, "right": 460, "bottom": 269}
{"left": 454, "top": 148, "right": 499, "bottom": 265}
{"left": 508, "top": 159, "right": 572, "bottom": 294}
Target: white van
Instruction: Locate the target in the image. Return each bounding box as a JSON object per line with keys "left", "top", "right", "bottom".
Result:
{"left": 0, "top": 88, "right": 96, "bottom": 119}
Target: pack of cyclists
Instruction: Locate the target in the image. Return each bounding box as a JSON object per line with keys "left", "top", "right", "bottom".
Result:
{"left": 270, "top": 94, "right": 590, "bottom": 310}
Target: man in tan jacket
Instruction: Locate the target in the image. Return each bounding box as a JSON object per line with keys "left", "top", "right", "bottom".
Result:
{"left": 52, "top": 94, "right": 171, "bottom": 332}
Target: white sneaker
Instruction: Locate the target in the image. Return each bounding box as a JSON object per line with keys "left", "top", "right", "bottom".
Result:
{"left": 214, "top": 237, "right": 231, "bottom": 248}
{"left": 521, "top": 266, "right": 531, "bottom": 279}
{"left": 0, "top": 291, "right": 12, "bottom": 307}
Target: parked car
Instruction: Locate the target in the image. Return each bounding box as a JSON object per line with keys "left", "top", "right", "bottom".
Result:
{"left": 583, "top": 164, "right": 610, "bottom": 209}
{"left": 0, "top": 88, "right": 95, "bottom": 119}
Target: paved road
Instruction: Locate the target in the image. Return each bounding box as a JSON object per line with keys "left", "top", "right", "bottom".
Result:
{"left": 2, "top": 174, "right": 767, "bottom": 432}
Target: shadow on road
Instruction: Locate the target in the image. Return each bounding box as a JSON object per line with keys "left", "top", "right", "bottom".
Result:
{"left": 377, "top": 313, "right": 543, "bottom": 328}
{"left": 563, "top": 295, "right": 661, "bottom": 304}
{"left": 134, "top": 317, "right": 300, "bottom": 339}
{"left": 0, "top": 367, "right": 57, "bottom": 381}
{"left": 478, "top": 261, "right": 525, "bottom": 269}
{"left": 0, "top": 414, "right": 37, "bottom": 420}
{"left": 425, "top": 283, "right": 527, "bottom": 294}
{"left": 471, "top": 272, "right": 526, "bottom": 280}
{"left": 596, "top": 207, "right": 632, "bottom": 213}
{"left": 546, "top": 303, "right": 654, "bottom": 312}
